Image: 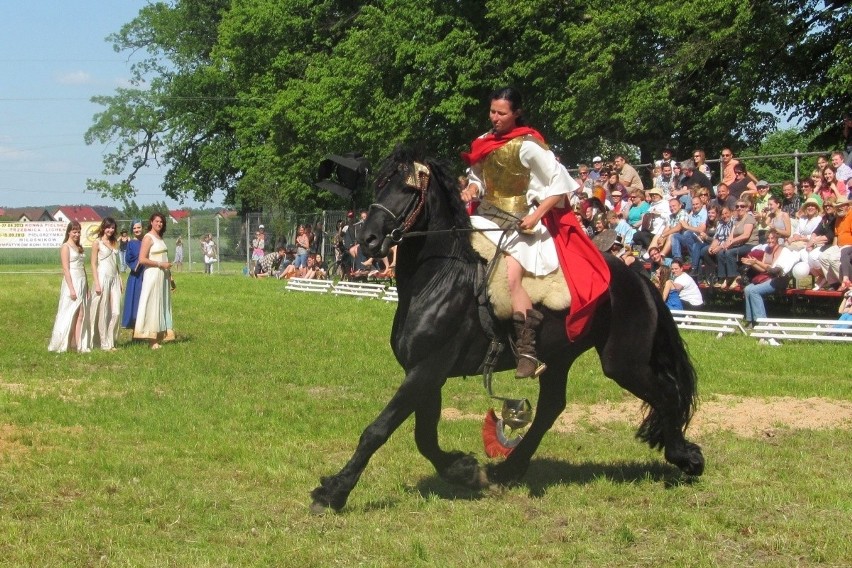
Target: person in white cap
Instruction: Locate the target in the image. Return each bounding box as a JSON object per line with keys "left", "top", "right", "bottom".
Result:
{"left": 589, "top": 156, "right": 604, "bottom": 181}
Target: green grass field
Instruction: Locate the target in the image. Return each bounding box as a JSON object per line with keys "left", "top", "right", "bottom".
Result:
{"left": 1, "top": 272, "right": 850, "bottom": 567}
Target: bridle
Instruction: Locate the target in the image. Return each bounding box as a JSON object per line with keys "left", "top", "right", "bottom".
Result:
{"left": 369, "top": 161, "right": 431, "bottom": 243}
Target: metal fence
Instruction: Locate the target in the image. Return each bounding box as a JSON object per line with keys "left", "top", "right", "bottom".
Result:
{"left": 0, "top": 210, "right": 349, "bottom": 274}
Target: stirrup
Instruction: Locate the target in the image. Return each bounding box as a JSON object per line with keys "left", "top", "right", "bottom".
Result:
{"left": 515, "top": 353, "right": 547, "bottom": 379}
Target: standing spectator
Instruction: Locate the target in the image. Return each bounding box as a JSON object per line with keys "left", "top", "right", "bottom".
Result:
{"left": 741, "top": 229, "right": 799, "bottom": 328}
{"left": 715, "top": 200, "right": 758, "bottom": 289}
{"left": 692, "top": 149, "right": 713, "bottom": 184}
{"left": 294, "top": 224, "right": 311, "bottom": 270}
{"left": 118, "top": 229, "right": 130, "bottom": 272}
{"left": 311, "top": 221, "right": 326, "bottom": 257}
{"left": 720, "top": 148, "right": 741, "bottom": 186}
{"left": 48, "top": 221, "right": 92, "bottom": 353}
{"left": 655, "top": 147, "right": 677, "bottom": 170}
{"left": 89, "top": 217, "right": 121, "bottom": 351}
{"left": 135, "top": 213, "right": 175, "bottom": 350}
{"left": 173, "top": 236, "right": 184, "bottom": 272}
{"left": 121, "top": 221, "right": 145, "bottom": 330}
{"left": 251, "top": 228, "right": 266, "bottom": 263}
{"left": 345, "top": 210, "right": 370, "bottom": 276}
{"left": 818, "top": 197, "right": 852, "bottom": 289}
{"left": 202, "top": 234, "right": 216, "bottom": 275}
{"left": 670, "top": 259, "right": 704, "bottom": 310}
{"left": 831, "top": 151, "right": 852, "bottom": 185}
{"left": 614, "top": 154, "right": 644, "bottom": 193}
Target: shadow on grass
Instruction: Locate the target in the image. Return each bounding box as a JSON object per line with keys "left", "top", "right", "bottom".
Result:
{"left": 414, "top": 457, "right": 697, "bottom": 502}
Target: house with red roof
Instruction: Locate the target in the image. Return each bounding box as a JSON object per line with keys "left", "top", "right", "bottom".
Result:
{"left": 53, "top": 206, "right": 102, "bottom": 223}
{"left": 0, "top": 207, "right": 55, "bottom": 222}
{"left": 169, "top": 209, "right": 191, "bottom": 224}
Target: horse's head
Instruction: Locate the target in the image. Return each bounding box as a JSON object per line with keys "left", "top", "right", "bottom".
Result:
{"left": 360, "top": 148, "right": 473, "bottom": 259}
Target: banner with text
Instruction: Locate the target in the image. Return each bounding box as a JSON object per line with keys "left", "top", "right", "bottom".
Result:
{"left": 0, "top": 222, "right": 100, "bottom": 248}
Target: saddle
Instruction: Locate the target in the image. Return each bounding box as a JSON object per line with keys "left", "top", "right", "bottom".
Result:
{"left": 470, "top": 232, "right": 571, "bottom": 320}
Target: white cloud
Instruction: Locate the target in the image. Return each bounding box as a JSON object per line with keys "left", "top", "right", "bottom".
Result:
{"left": 0, "top": 145, "right": 36, "bottom": 162}
{"left": 55, "top": 70, "right": 93, "bottom": 86}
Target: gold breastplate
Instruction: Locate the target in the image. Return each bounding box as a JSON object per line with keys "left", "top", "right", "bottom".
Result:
{"left": 480, "top": 135, "right": 549, "bottom": 216}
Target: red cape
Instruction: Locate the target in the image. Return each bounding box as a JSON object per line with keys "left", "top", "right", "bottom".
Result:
{"left": 541, "top": 207, "right": 611, "bottom": 341}
{"left": 461, "top": 126, "right": 545, "bottom": 165}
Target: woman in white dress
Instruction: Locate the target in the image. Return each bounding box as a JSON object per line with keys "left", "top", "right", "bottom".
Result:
{"left": 134, "top": 213, "right": 175, "bottom": 349}
{"left": 48, "top": 221, "right": 92, "bottom": 352}
{"left": 90, "top": 217, "right": 122, "bottom": 351}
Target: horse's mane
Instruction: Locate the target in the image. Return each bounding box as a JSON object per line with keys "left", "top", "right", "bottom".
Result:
{"left": 376, "top": 146, "right": 473, "bottom": 232}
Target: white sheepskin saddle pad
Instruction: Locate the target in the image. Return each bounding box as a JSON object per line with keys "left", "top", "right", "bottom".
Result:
{"left": 470, "top": 232, "right": 571, "bottom": 320}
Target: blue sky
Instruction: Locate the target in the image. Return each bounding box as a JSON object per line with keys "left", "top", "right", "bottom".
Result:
{"left": 0, "top": 1, "right": 222, "bottom": 210}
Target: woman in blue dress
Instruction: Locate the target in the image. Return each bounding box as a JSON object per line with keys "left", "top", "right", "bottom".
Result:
{"left": 656, "top": 265, "right": 683, "bottom": 311}
{"left": 121, "top": 220, "right": 145, "bottom": 329}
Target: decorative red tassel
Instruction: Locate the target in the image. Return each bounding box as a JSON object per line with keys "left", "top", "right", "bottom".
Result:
{"left": 482, "top": 408, "right": 522, "bottom": 458}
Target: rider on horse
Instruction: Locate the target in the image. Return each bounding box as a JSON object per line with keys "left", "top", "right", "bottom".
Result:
{"left": 461, "top": 86, "right": 608, "bottom": 379}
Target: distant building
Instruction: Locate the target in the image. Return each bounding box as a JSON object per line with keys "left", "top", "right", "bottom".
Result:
{"left": 169, "top": 209, "right": 191, "bottom": 224}
{"left": 0, "top": 207, "right": 55, "bottom": 222}
{"left": 53, "top": 206, "right": 102, "bottom": 224}
{"left": 92, "top": 205, "right": 123, "bottom": 220}
{"left": 216, "top": 209, "right": 238, "bottom": 220}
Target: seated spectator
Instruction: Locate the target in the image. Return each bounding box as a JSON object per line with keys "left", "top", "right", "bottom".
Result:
{"left": 632, "top": 187, "right": 670, "bottom": 251}
{"left": 651, "top": 197, "right": 688, "bottom": 258}
{"left": 714, "top": 199, "right": 758, "bottom": 290}
{"left": 643, "top": 246, "right": 672, "bottom": 278}
{"left": 671, "top": 196, "right": 707, "bottom": 264}
{"left": 781, "top": 179, "right": 803, "bottom": 218}
{"left": 741, "top": 229, "right": 800, "bottom": 328}
{"left": 761, "top": 194, "right": 792, "bottom": 245}
{"left": 835, "top": 290, "right": 852, "bottom": 328}
{"left": 818, "top": 197, "right": 852, "bottom": 289}
{"left": 808, "top": 199, "right": 837, "bottom": 289}
{"left": 818, "top": 165, "right": 849, "bottom": 203}
{"left": 710, "top": 183, "right": 737, "bottom": 211}
{"left": 670, "top": 259, "right": 704, "bottom": 310}
{"left": 303, "top": 254, "right": 327, "bottom": 280}
{"left": 728, "top": 164, "right": 757, "bottom": 200}
{"left": 799, "top": 178, "right": 821, "bottom": 208}
{"left": 701, "top": 206, "right": 734, "bottom": 285}
{"left": 253, "top": 247, "right": 287, "bottom": 278}
{"left": 655, "top": 265, "right": 683, "bottom": 311}
{"left": 788, "top": 197, "right": 823, "bottom": 252}
{"left": 838, "top": 246, "right": 852, "bottom": 292}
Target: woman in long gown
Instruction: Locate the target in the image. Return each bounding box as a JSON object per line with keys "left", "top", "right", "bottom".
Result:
{"left": 48, "top": 221, "right": 92, "bottom": 352}
{"left": 90, "top": 217, "right": 122, "bottom": 350}
{"left": 121, "top": 220, "right": 145, "bottom": 330}
{"left": 134, "top": 213, "right": 175, "bottom": 349}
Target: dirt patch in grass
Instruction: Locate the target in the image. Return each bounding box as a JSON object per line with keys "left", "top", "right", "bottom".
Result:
{"left": 0, "top": 424, "right": 28, "bottom": 459}
{"left": 443, "top": 395, "right": 852, "bottom": 438}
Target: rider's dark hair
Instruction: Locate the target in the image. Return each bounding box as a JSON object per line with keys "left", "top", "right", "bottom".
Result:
{"left": 490, "top": 86, "right": 527, "bottom": 126}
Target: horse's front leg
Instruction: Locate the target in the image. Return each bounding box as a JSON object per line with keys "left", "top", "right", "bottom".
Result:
{"left": 485, "top": 359, "right": 569, "bottom": 485}
{"left": 414, "top": 386, "right": 490, "bottom": 490}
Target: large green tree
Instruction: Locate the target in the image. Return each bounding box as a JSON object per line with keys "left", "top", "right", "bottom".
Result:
{"left": 86, "top": 0, "right": 851, "bottom": 211}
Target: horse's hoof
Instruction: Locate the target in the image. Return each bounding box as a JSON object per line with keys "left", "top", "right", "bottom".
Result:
{"left": 309, "top": 500, "right": 331, "bottom": 516}
{"left": 668, "top": 443, "right": 705, "bottom": 477}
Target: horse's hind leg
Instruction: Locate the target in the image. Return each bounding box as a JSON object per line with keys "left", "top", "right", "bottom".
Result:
{"left": 414, "top": 389, "right": 489, "bottom": 490}
{"left": 596, "top": 340, "right": 704, "bottom": 476}
{"left": 485, "top": 359, "right": 570, "bottom": 486}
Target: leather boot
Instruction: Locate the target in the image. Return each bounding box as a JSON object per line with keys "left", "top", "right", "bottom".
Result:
{"left": 513, "top": 309, "right": 547, "bottom": 379}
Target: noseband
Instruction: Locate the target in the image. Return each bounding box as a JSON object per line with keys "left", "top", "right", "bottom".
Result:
{"left": 369, "top": 161, "right": 431, "bottom": 243}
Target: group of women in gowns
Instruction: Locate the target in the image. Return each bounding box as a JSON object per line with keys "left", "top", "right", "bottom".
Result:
{"left": 48, "top": 213, "right": 175, "bottom": 352}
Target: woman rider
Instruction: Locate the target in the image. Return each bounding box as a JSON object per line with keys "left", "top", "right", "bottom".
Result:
{"left": 461, "top": 87, "right": 609, "bottom": 378}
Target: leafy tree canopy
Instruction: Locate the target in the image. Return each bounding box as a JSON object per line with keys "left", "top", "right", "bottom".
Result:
{"left": 86, "top": 0, "right": 851, "bottom": 211}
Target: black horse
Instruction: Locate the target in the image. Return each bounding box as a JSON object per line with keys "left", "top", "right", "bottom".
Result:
{"left": 310, "top": 148, "right": 704, "bottom": 513}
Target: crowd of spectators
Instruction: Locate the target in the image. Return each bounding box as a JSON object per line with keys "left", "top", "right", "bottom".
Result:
{"left": 570, "top": 148, "right": 852, "bottom": 320}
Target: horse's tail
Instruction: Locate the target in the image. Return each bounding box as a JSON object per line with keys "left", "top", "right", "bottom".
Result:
{"left": 636, "top": 279, "right": 698, "bottom": 450}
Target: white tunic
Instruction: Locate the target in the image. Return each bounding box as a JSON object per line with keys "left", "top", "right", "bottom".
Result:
{"left": 468, "top": 140, "right": 578, "bottom": 275}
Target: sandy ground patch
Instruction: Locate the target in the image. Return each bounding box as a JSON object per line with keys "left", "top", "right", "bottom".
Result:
{"left": 442, "top": 395, "right": 852, "bottom": 438}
